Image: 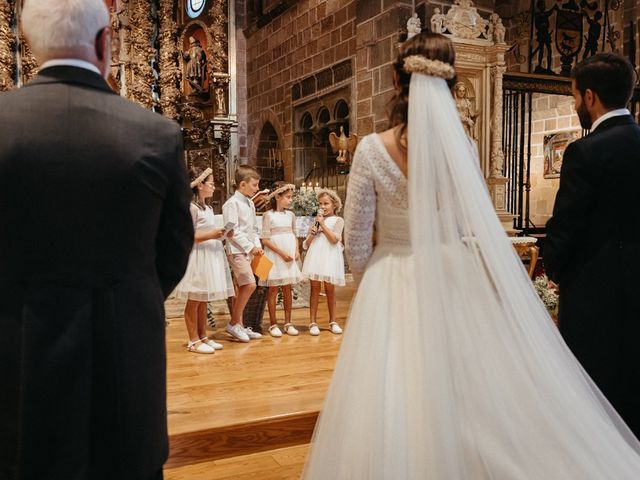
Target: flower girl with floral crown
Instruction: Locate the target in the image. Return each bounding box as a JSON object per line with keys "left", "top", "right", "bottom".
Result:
{"left": 260, "top": 182, "right": 304, "bottom": 337}
{"left": 302, "top": 189, "right": 345, "bottom": 335}
{"left": 174, "top": 167, "right": 234, "bottom": 354}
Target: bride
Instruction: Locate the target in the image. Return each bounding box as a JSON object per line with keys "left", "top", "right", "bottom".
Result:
{"left": 302, "top": 32, "right": 640, "bottom": 479}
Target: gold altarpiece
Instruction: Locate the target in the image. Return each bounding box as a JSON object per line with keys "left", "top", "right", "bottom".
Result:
{"left": 0, "top": 0, "right": 238, "bottom": 213}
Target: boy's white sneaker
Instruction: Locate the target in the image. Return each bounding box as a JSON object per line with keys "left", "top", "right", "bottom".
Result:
{"left": 226, "top": 323, "right": 250, "bottom": 342}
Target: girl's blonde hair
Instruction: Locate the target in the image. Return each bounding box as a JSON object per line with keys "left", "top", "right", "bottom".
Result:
{"left": 316, "top": 188, "right": 342, "bottom": 214}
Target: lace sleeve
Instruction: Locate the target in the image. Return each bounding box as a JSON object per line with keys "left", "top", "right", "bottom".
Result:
{"left": 344, "top": 139, "right": 376, "bottom": 273}
{"left": 330, "top": 217, "right": 344, "bottom": 241}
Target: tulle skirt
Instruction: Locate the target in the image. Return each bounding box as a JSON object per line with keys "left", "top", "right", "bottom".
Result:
{"left": 259, "top": 234, "right": 304, "bottom": 287}
{"left": 174, "top": 239, "right": 234, "bottom": 302}
{"left": 302, "top": 236, "right": 345, "bottom": 286}
{"left": 302, "top": 245, "right": 640, "bottom": 479}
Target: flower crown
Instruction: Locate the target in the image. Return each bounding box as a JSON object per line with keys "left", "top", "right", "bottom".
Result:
{"left": 403, "top": 55, "right": 455, "bottom": 80}
{"left": 316, "top": 188, "right": 342, "bottom": 214}
{"left": 268, "top": 183, "right": 296, "bottom": 199}
{"left": 190, "top": 167, "right": 213, "bottom": 188}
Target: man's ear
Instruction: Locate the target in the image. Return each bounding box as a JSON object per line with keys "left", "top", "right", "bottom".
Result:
{"left": 95, "top": 27, "right": 108, "bottom": 61}
{"left": 584, "top": 88, "right": 596, "bottom": 108}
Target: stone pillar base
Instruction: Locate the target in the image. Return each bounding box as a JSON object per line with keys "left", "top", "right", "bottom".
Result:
{"left": 487, "top": 176, "right": 519, "bottom": 236}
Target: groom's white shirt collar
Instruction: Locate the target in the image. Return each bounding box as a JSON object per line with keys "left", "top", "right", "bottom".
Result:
{"left": 591, "top": 108, "right": 630, "bottom": 132}
{"left": 40, "top": 59, "right": 101, "bottom": 76}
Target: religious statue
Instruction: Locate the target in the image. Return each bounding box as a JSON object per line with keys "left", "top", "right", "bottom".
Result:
{"left": 532, "top": 0, "right": 557, "bottom": 73}
{"left": 430, "top": 8, "right": 446, "bottom": 34}
{"left": 329, "top": 126, "right": 358, "bottom": 164}
{"left": 406, "top": 13, "right": 422, "bottom": 40}
{"left": 488, "top": 13, "right": 506, "bottom": 44}
{"left": 214, "top": 86, "right": 226, "bottom": 115}
{"left": 183, "top": 36, "right": 207, "bottom": 94}
{"left": 454, "top": 82, "right": 479, "bottom": 141}
{"left": 583, "top": 10, "right": 602, "bottom": 59}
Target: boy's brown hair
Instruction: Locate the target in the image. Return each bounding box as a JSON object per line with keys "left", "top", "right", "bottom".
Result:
{"left": 234, "top": 165, "right": 260, "bottom": 186}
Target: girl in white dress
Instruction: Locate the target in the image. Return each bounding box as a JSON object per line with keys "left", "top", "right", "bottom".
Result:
{"left": 175, "top": 167, "right": 234, "bottom": 354}
{"left": 260, "top": 182, "right": 303, "bottom": 337}
{"left": 303, "top": 32, "right": 640, "bottom": 479}
{"left": 302, "top": 189, "right": 345, "bottom": 336}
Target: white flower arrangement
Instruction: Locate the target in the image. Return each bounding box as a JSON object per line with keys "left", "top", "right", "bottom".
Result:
{"left": 291, "top": 188, "right": 319, "bottom": 217}
{"left": 533, "top": 274, "right": 559, "bottom": 317}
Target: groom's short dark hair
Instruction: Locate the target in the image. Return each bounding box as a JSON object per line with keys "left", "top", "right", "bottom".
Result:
{"left": 571, "top": 53, "right": 636, "bottom": 109}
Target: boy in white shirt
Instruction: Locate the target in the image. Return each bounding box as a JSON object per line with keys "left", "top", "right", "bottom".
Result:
{"left": 223, "top": 165, "right": 264, "bottom": 342}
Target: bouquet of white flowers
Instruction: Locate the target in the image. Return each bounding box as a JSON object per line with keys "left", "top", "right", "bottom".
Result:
{"left": 291, "top": 188, "right": 319, "bottom": 216}
{"left": 533, "top": 274, "right": 559, "bottom": 318}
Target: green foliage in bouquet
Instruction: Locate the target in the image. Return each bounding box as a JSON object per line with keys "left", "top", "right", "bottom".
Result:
{"left": 533, "top": 274, "right": 559, "bottom": 316}
{"left": 290, "top": 188, "right": 319, "bottom": 216}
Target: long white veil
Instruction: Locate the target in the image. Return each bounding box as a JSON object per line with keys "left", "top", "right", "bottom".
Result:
{"left": 407, "top": 71, "right": 640, "bottom": 477}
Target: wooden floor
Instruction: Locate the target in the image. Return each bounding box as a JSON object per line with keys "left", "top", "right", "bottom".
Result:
{"left": 165, "top": 444, "right": 308, "bottom": 480}
{"left": 164, "top": 284, "right": 355, "bottom": 472}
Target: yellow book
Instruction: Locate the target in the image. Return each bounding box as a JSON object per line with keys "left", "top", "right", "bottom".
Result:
{"left": 251, "top": 254, "right": 273, "bottom": 282}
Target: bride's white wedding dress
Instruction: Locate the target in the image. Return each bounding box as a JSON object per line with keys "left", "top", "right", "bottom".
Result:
{"left": 302, "top": 73, "right": 640, "bottom": 479}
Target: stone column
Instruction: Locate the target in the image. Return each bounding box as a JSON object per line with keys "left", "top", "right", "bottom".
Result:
{"left": 0, "top": 0, "right": 15, "bottom": 92}
{"left": 488, "top": 59, "right": 517, "bottom": 234}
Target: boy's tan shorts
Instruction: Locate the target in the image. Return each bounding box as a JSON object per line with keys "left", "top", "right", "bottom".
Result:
{"left": 228, "top": 253, "right": 256, "bottom": 287}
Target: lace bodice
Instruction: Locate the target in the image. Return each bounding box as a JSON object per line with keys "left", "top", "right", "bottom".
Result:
{"left": 344, "top": 134, "right": 409, "bottom": 273}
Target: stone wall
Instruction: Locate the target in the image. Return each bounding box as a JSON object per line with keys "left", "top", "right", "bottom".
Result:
{"left": 241, "top": 0, "right": 358, "bottom": 181}
{"left": 528, "top": 93, "right": 579, "bottom": 227}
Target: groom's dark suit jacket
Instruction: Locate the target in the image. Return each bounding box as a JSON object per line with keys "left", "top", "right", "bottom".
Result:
{"left": 545, "top": 114, "right": 640, "bottom": 438}
{"left": 0, "top": 66, "right": 194, "bottom": 479}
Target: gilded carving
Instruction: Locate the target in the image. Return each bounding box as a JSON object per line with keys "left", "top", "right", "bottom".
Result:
{"left": 158, "top": 0, "right": 181, "bottom": 119}
{"left": 126, "top": 0, "right": 155, "bottom": 108}
{"left": 0, "top": 0, "right": 15, "bottom": 91}
{"left": 206, "top": 0, "right": 228, "bottom": 74}
{"left": 19, "top": 33, "right": 38, "bottom": 83}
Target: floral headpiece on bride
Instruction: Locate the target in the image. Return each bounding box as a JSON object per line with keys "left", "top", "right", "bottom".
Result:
{"left": 403, "top": 55, "right": 455, "bottom": 80}
{"left": 316, "top": 188, "right": 343, "bottom": 214}
{"left": 267, "top": 183, "right": 295, "bottom": 199}
{"left": 190, "top": 167, "right": 213, "bottom": 188}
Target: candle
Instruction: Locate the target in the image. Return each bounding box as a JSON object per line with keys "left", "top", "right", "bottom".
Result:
{"left": 301, "top": 182, "right": 306, "bottom": 193}
{"left": 314, "top": 182, "right": 320, "bottom": 194}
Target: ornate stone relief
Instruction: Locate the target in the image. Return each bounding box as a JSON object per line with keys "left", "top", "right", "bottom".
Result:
{"left": 0, "top": 0, "right": 15, "bottom": 92}
{"left": 430, "top": 0, "right": 505, "bottom": 44}
{"left": 158, "top": 0, "right": 181, "bottom": 119}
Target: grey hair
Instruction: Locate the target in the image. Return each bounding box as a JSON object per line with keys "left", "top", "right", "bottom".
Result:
{"left": 22, "top": 0, "right": 109, "bottom": 58}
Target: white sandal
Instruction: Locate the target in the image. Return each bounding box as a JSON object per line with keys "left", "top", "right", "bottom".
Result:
{"left": 268, "top": 324, "right": 283, "bottom": 337}
{"left": 309, "top": 323, "right": 320, "bottom": 336}
{"left": 187, "top": 339, "right": 215, "bottom": 354}
{"left": 329, "top": 322, "right": 343, "bottom": 334}
{"left": 201, "top": 337, "right": 224, "bottom": 350}
{"left": 284, "top": 323, "right": 299, "bottom": 336}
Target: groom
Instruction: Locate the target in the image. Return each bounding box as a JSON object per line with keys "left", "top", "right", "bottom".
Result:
{"left": 545, "top": 53, "right": 640, "bottom": 437}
